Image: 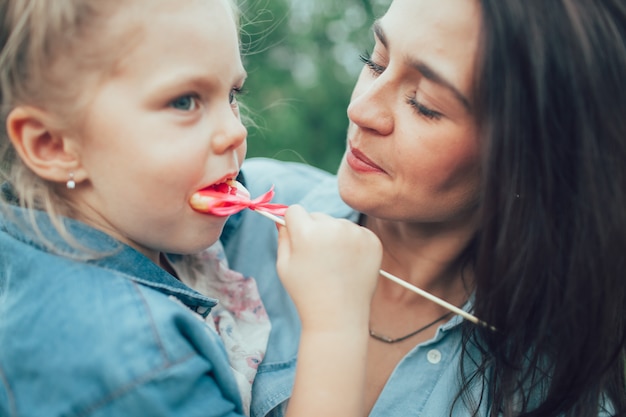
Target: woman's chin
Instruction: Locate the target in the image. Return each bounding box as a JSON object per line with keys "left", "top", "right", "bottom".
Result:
{"left": 337, "top": 170, "right": 369, "bottom": 212}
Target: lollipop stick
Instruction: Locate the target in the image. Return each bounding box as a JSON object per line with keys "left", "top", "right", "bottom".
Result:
{"left": 377, "top": 270, "right": 495, "bottom": 330}
{"left": 253, "top": 208, "right": 495, "bottom": 331}
{"left": 254, "top": 209, "right": 286, "bottom": 226}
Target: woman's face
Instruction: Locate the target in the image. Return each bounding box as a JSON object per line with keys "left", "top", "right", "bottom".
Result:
{"left": 337, "top": 0, "right": 482, "bottom": 225}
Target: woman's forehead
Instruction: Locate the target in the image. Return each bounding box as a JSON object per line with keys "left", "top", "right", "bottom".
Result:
{"left": 379, "top": 0, "right": 481, "bottom": 101}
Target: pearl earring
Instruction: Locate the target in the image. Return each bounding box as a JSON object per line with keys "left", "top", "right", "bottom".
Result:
{"left": 66, "top": 172, "right": 76, "bottom": 189}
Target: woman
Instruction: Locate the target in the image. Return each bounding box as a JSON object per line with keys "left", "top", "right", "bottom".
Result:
{"left": 223, "top": 0, "right": 626, "bottom": 415}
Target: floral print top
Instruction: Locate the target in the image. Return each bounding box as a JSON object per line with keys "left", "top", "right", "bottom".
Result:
{"left": 171, "top": 241, "right": 271, "bottom": 416}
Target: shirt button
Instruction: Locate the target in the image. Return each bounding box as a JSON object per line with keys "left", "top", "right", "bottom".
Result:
{"left": 427, "top": 349, "right": 442, "bottom": 364}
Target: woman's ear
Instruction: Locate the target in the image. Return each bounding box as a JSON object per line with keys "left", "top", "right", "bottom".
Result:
{"left": 6, "top": 106, "right": 85, "bottom": 184}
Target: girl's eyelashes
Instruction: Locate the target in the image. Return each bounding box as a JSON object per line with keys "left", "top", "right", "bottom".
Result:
{"left": 229, "top": 86, "right": 247, "bottom": 105}
{"left": 359, "top": 51, "right": 385, "bottom": 76}
{"left": 168, "top": 85, "right": 246, "bottom": 112}
{"left": 170, "top": 94, "right": 199, "bottom": 111}
{"left": 406, "top": 95, "right": 443, "bottom": 120}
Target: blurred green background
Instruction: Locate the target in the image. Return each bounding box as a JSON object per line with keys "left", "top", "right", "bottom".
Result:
{"left": 238, "top": 0, "right": 391, "bottom": 173}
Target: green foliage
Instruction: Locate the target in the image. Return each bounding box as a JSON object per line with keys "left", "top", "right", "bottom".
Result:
{"left": 238, "top": 0, "right": 390, "bottom": 173}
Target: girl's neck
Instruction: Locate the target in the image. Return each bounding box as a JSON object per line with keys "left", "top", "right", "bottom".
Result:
{"left": 159, "top": 253, "right": 179, "bottom": 279}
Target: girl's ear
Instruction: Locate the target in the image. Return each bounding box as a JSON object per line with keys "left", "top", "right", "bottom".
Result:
{"left": 6, "top": 106, "right": 85, "bottom": 184}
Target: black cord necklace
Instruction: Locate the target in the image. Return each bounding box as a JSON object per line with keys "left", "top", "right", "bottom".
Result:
{"left": 369, "top": 312, "right": 453, "bottom": 344}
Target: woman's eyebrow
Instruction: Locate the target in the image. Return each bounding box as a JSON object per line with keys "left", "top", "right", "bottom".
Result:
{"left": 373, "top": 20, "right": 471, "bottom": 110}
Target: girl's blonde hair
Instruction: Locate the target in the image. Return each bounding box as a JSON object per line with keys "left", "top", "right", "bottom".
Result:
{"left": 0, "top": 0, "right": 240, "bottom": 253}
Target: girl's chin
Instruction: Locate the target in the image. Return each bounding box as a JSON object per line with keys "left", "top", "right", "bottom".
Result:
{"left": 175, "top": 238, "right": 222, "bottom": 255}
{"left": 178, "top": 222, "right": 227, "bottom": 252}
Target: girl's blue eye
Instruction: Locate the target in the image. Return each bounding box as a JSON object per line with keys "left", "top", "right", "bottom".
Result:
{"left": 170, "top": 95, "right": 197, "bottom": 111}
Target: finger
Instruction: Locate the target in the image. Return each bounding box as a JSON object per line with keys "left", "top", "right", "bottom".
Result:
{"left": 282, "top": 204, "right": 313, "bottom": 242}
{"left": 276, "top": 212, "right": 292, "bottom": 272}
{"left": 283, "top": 204, "right": 308, "bottom": 224}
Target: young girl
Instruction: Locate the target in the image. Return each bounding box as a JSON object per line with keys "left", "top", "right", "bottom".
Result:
{"left": 0, "top": 0, "right": 382, "bottom": 416}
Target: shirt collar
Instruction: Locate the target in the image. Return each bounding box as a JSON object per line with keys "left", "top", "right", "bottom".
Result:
{"left": 299, "top": 175, "right": 359, "bottom": 221}
{"left": 1, "top": 184, "right": 217, "bottom": 316}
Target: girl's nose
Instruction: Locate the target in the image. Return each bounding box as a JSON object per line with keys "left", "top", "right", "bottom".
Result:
{"left": 346, "top": 74, "right": 394, "bottom": 136}
{"left": 211, "top": 108, "right": 247, "bottom": 154}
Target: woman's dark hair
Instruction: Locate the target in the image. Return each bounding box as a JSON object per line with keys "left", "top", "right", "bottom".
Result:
{"left": 463, "top": 0, "right": 626, "bottom": 416}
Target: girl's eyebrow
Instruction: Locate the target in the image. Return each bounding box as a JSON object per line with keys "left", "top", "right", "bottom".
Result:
{"left": 372, "top": 20, "right": 471, "bottom": 110}
{"left": 151, "top": 69, "right": 247, "bottom": 93}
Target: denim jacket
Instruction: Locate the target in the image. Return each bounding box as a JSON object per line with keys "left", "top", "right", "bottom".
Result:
{"left": 0, "top": 189, "right": 245, "bottom": 417}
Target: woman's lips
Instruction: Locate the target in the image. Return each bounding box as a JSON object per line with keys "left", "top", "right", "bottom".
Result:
{"left": 345, "top": 146, "right": 385, "bottom": 173}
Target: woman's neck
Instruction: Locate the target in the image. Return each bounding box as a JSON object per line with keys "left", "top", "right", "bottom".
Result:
{"left": 363, "top": 214, "right": 477, "bottom": 303}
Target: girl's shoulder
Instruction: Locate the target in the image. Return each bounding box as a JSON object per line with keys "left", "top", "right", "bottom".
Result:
{"left": 0, "top": 247, "right": 242, "bottom": 416}
{"left": 3, "top": 246, "right": 224, "bottom": 361}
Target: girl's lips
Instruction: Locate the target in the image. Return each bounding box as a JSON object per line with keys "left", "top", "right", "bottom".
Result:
{"left": 190, "top": 179, "right": 250, "bottom": 213}
{"left": 345, "top": 146, "right": 385, "bottom": 173}
{"left": 196, "top": 177, "right": 248, "bottom": 197}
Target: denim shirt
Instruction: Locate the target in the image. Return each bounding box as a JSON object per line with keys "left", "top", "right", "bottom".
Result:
{"left": 0, "top": 190, "right": 246, "bottom": 417}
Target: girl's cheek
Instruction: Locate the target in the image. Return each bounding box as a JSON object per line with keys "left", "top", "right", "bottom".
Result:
{"left": 237, "top": 142, "right": 247, "bottom": 162}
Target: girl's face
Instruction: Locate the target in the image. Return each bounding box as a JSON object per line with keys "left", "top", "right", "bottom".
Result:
{"left": 337, "top": 0, "right": 482, "bottom": 225}
{"left": 71, "top": 0, "right": 247, "bottom": 261}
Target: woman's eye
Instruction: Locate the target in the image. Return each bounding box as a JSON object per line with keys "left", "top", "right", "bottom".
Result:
{"left": 170, "top": 95, "right": 198, "bottom": 111}
{"left": 406, "top": 96, "right": 443, "bottom": 121}
{"left": 359, "top": 51, "right": 385, "bottom": 76}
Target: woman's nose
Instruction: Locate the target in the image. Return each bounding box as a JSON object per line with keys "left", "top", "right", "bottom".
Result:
{"left": 346, "top": 74, "right": 394, "bottom": 136}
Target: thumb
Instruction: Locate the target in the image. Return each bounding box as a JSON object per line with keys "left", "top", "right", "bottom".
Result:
{"left": 275, "top": 213, "right": 291, "bottom": 274}
{"left": 276, "top": 204, "right": 309, "bottom": 275}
